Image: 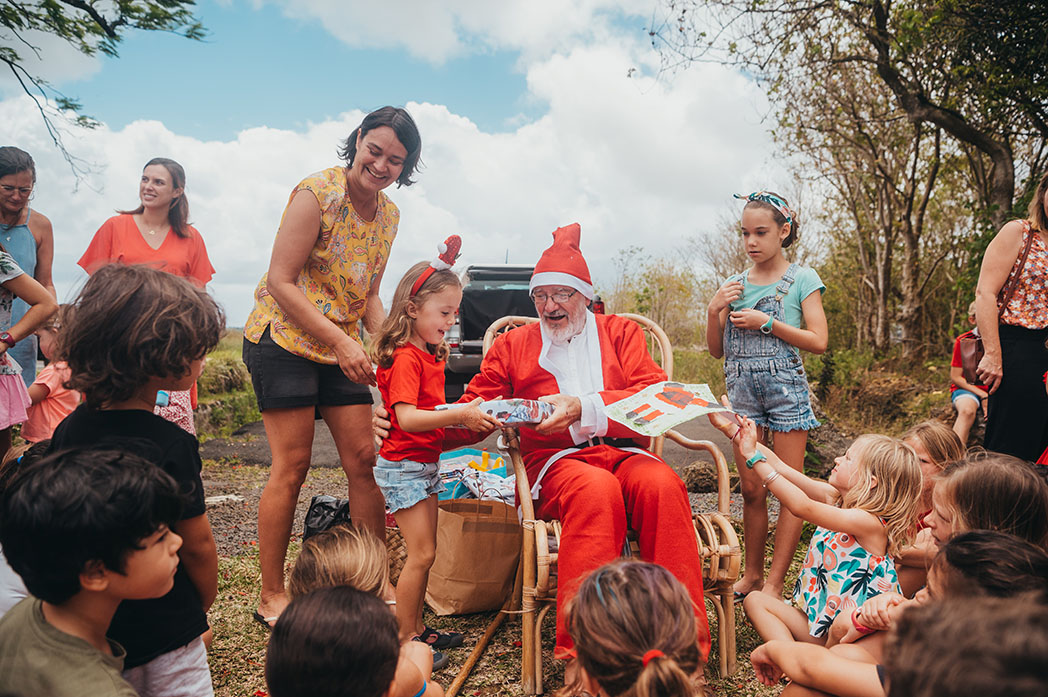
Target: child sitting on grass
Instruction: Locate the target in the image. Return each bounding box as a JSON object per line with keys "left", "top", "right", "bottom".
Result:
{"left": 21, "top": 305, "right": 80, "bottom": 443}
{"left": 48, "top": 263, "right": 225, "bottom": 697}
{"left": 566, "top": 560, "right": 704, "bottom": 697}
{"left": 267, "top": 586, "right": 401, "bottom": 697}
{"left": 750, "top": 529, "right": 1048, "bottom": 697}
{"left": 823, "top": 450, "right": 1048, "bottom": 659}
{"left": 893, "top": 420, "right": 964, "bottom": 596}
{"left": 288, "top": 523, "right": 444, "bottom": 696}
{"left": 0, "top": 448, "right": 185, "bottom": 697}
{"left": 710, "top": 405, "right": 922, "bottom": 642}
{"left": 0, "top": 439, "right": 50, "bottom": 614}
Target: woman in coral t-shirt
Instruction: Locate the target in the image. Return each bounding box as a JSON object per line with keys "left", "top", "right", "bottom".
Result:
{"left": 79, "top": 157, "right": 215, "bottom": 434}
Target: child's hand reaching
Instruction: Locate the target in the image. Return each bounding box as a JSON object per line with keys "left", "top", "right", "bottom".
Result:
{"left": 707, "top": 395, "right": 759, "bottom": 454}
{"left": 707, "top": 395, "right": 743, "bottom": 439}
{"left": 734, "top": 413, "right": 759, "bottom": 455}
{"left": 706, "top": 397, "right": 737, "bottom": 437}
{"left": 749, "top": 644, "right": 783, "bottom": 686}
{"left": 458, "top": 397, "right": 501, "bottom": 433}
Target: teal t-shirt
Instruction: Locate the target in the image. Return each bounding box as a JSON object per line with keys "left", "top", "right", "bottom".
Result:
{"left": 726, "top": 266, "right": 825, "bottom": 329}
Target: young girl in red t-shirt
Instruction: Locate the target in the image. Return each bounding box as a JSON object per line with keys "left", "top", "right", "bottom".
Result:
{"left": 372, "top": 237, "right": 499, "bottom": 657}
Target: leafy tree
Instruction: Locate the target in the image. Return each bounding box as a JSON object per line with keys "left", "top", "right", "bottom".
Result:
{"left": 649, "top": 0, "right": 1045, "bottom": 361}
{"left": 1, "top": 0, "right": 205, "bottom": 175}
{"left": 650, "top": 0, "right": 1048, "bottom": 228}
{"left": 605, "top": 247, "right": 703, "bottom": 347}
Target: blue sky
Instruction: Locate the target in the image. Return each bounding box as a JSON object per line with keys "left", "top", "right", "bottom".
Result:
{"left": 2, "top": 0, "right": 781, "bottom": 323}
{"left": 61, "top": 0, "right": 545, "bottom": 140}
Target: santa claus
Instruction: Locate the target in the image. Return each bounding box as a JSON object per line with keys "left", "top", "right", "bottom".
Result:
{"left": 377, "top": 223, "right": 709, "bottom": 666}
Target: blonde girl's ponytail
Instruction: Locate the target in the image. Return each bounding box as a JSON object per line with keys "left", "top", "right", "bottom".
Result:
{"left": 567, "top": 561, "right": 702, "bottom": 697}
{"left": 633, "top": 649, "right": 694, "bottom": 697}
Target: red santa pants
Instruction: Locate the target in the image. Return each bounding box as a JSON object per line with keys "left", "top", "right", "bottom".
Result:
{"left": 533, "top": 446, "right": 710, "bottom": 659}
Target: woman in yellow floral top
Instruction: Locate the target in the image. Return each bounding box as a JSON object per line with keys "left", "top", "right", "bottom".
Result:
{"left": 243, "top": 106, "right": 422, "bottom": 626}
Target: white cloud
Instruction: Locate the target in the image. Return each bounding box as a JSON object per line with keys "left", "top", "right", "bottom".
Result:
{"left": 0, "top": 29, "right": 102, "bottom": 94}
{"left": 270, "top": 0, "right": 645, "bottom": 63}
{"left": 3, "top": 27, "right": 781, "bottom": 326}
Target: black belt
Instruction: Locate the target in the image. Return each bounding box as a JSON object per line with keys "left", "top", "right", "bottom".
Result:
{"left": 585, "top": 437, "right": 638, "bottom": 448}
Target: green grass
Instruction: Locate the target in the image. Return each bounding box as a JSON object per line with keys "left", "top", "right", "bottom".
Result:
{"left": 673, "top": 348, "right": 726, "bottom": 395}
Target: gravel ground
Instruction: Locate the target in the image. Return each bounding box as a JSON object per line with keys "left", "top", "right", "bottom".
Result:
{"left": 691, "top": 491, "right": 779, "bottom": 525}
{"left": 202, "top": 468, "right": 777, "bottom": 558}
{"left": 200, "top": 419, "right": 778, "bottom": 555}
{"left": 201, "top": 424, "right": 788, "bottom": 697}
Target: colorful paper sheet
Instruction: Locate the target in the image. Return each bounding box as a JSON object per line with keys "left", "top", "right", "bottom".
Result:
{"left": 604, "top": 382, "right": 728, "bottom": 436}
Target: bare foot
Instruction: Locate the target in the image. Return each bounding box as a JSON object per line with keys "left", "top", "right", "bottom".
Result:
{"left": 733, "top": 576, "right": 764, "bottom": 597}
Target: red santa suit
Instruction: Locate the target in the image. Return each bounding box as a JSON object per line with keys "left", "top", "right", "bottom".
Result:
{"left": 454, "top": 310, "right": 710, "bottom": 659}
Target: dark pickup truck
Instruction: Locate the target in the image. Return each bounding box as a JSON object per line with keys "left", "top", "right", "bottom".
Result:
{"left": 444, "top": 264, "right": 537, "bottom": 401}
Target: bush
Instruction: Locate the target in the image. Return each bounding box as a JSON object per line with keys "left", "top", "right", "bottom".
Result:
{"left": 195, "top": 391, "right": 261, "bottom": 439}
{"left": 199, "top": 351, "right": 249, "bottom": 398}
{"left": 805, "top": 347, "right": 876, "bottom": 391}
{"left": 673, "top": 348, "right": 725, "bottom": 395}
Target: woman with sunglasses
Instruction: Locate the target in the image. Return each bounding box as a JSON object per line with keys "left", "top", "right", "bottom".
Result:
{"left": 706, "top": 191, "right": 828, "bottom": 602}
{"left": 0, "top": 147, "right": 56, "bottom": 388}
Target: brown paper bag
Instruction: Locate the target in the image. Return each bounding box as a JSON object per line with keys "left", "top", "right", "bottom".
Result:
{"left": 425, "top": 498, "right": 522, "bottom": 615}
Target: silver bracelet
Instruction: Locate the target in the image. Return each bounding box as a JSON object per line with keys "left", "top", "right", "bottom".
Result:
{"left": 762, "top": 470, "right": 781, "bottom": 488}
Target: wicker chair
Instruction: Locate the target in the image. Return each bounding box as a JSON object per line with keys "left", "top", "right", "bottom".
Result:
{"left": 482, "top": 313, "right": 741, "bottom": 694}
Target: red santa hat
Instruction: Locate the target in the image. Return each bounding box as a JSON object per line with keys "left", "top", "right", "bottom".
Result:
{"left": 529, "top": 223, "right": 594, "bottom": 300}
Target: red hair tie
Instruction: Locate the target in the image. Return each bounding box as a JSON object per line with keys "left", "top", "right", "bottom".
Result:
{"left": 411, "top": 235, "right": 462, "bottom": 296}
{"left": 641, "top": 649, "right": 665, "bottom": 666}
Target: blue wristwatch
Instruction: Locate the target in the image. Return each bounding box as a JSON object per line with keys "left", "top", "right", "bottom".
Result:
{"left": 745, "top": 452, "right": 767, "bottom": 469}
{"left": 760, "top": 316, "right": 774, "bottom": 335}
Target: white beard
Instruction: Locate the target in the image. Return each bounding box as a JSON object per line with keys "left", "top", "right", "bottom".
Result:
{"left": 542, "top": 307, "right": 587, "bottom": 344}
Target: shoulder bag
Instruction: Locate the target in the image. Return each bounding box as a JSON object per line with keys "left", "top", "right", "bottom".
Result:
{"left": 959, "top": 221, "right": 1035, "bottom": 384}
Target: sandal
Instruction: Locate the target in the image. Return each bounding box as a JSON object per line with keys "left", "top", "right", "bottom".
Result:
{"left": 252, "top": 611, "right": 279, "bottom": 630}
{"left": 431, "top": 649, "right": 450, "bottom": 671}
{"left": 414, "top": 625, "right": 464, "bottom": 649}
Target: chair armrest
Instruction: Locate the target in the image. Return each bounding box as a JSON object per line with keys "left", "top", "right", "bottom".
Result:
{"left": 502, "top": 426, "right": 537, "bottom": 521}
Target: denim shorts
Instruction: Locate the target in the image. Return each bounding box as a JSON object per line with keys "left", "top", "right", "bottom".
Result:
{"left": 374, "top": 456, "right": 446, "bottom": 513}
{"left": 952, "top": 388, "right": 982, "bottom": 405}
{"left": 242, "top": 326, "right": 373, "bottom": 411}
{"left": 726, "top": 358, "right": 820, "bottom": 433}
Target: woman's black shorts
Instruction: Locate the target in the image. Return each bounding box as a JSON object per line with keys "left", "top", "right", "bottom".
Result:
{"left": 242, "top": 326, "right": 373, "bottom": 411}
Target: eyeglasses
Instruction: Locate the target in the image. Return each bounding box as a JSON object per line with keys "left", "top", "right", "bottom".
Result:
{"left": 0, "top": 185, "right": 33, "bottom": 197}
{"left": 531, "top": 289, "right": 577, "bottom": 305}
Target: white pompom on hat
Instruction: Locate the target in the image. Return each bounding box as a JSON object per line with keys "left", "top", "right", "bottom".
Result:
{"left": 529, "top": 223, "right": 594, "bottom": 300}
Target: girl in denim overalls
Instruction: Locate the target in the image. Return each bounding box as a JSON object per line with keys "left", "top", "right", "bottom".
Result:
{"left": 706, "top": 191, "right": 827, "bottom": 600}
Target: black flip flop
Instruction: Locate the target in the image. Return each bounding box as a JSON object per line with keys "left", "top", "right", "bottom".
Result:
{"left": 253, "top": 611, "right": 278, "bottom": 630}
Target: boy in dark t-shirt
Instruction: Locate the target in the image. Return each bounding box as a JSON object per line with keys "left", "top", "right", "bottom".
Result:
{"left": 49, "top": 264, "right": 225, "bottom": 697}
